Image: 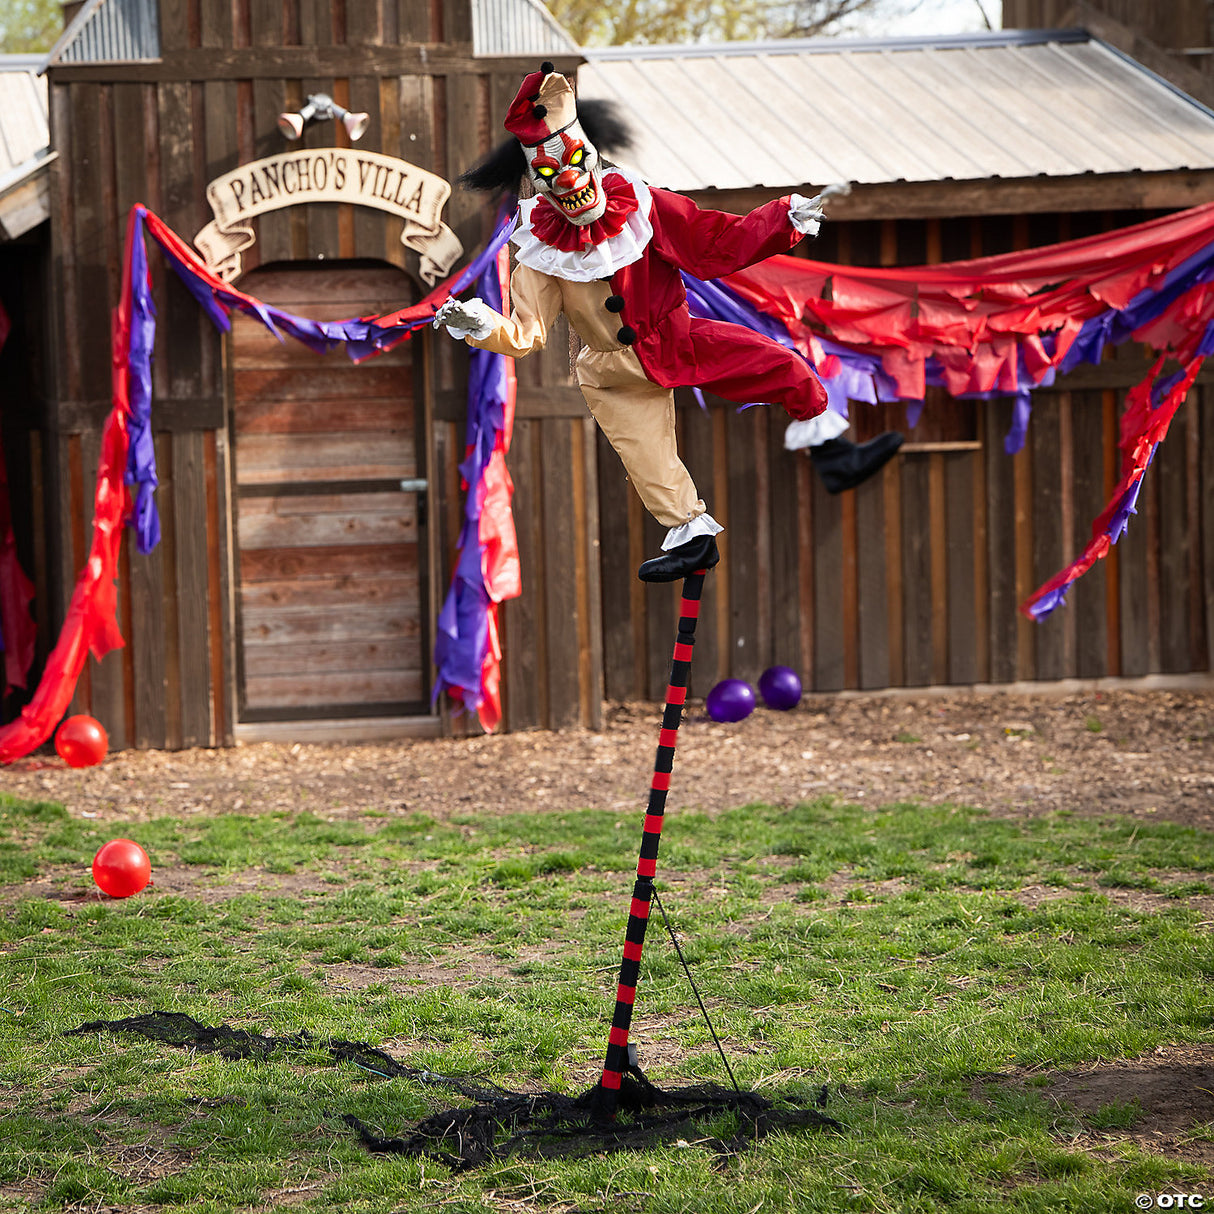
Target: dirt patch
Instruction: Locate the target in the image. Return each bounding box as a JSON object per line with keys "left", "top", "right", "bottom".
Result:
{"left": 1011, "top": 879, "right": 1214, "bottom": 922}
{"left": 90, "top": 1132, "right": 193, "bottom": 1184}
{"left": 2, "top": 689, "right": 1211, "bottom": 832}
{"left": 998, "top": 1044, "right": 1214, "bottom": 1167}
{"left": 321, "top": 941, "right": 580, "bottom": 994}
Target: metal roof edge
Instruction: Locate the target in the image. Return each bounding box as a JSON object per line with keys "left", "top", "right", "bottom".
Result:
{"left": 0, "top": 149, "right": 57, "bottom": 196}
{"left": 516, "top": 0, "right": 581, "bottom": 54}
{"left": 581, "top": 27, "right": 1092, "bottom": 61}
{"left": 39, "top": 0, "right": 120, "bottom": 72}
{"left": 0, "top": 54, "right": 49, "bottom": 71}
{"left": 473, "top": 50, "right": 584, "bottom": 61}
{"left": 1088, "top": 35, "right": 1214, "bottom": 123}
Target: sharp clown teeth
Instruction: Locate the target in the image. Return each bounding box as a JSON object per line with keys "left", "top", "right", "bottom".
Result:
{"left": 558, "top": 183, "right": 597, "bottom": 211}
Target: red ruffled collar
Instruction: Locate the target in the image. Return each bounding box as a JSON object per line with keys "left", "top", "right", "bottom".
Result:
{"left": 527, "top": 172, "right": 639, "bottom": 252}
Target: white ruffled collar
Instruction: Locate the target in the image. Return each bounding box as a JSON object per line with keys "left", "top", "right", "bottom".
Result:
{"left": 511, "top": 167, "right": 653, "bottom": 282}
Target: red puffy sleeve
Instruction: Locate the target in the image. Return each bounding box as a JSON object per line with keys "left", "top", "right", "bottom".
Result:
{"left": 647, "top": 189, "right": 802, "bottom": 279}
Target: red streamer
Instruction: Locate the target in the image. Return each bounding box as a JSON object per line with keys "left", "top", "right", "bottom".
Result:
{"left": 723, "top": 201, "right": 1214, "bottom": 618}
{"left": 0, "top": 210, "right": 140, "bottom": 761}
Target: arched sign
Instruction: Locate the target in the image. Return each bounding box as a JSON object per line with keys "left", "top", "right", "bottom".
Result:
{"left": 194, "top": 149, "right": 464, "bottom": 283}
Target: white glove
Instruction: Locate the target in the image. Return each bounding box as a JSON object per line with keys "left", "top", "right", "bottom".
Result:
{"left": 433, "top": 296, "right": 498, "bottom": 341}
{"left": 788, "top": 182, "right": 852, "bottom": 237}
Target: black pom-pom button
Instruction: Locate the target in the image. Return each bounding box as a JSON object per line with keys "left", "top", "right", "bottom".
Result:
{"left": 617, "top": 325, "right": 637, "bottom": 344}
{"left": 605, "top": 294, "right": 626, "bottom": 313}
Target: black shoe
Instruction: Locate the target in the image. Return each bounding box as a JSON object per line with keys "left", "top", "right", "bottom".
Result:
{"left": 810, "top": 432, "right": 904, "bottom": 494}
{"left": 637, "top": 534, "right": 720, "bottom": 583}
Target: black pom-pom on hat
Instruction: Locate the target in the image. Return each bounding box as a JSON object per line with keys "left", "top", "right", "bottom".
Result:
{"left": 532, "top": 105, "right": 547, "bottom": 119}
{"left": 541, "top": 60, "right": 555, "bottom": 74}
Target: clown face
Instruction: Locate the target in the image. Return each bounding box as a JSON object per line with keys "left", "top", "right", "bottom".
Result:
{"left": 524, "top": 123, "right": 606, "bottom": 225}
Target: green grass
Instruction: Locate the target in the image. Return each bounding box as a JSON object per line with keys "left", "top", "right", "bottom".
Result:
{"left": 1, "top": 790, "right": 1212, "bottom": 1212}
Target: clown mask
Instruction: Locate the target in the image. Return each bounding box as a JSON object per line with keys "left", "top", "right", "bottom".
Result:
{"left": 525, "top": 123, "right": 607, "bottom": 226}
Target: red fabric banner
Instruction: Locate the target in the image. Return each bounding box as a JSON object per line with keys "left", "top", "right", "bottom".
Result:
{"left": 0, "top": 211, "right": 138, "bottom": 762}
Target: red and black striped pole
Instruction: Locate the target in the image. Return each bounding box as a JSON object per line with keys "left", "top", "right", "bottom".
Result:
{"left": 593, "top": 569, "right": 706, "bottom": 1114}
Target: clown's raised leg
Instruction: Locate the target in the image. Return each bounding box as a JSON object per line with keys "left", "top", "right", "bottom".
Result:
{"left": 576, "top": 347, "right": 722, "bottom": 582}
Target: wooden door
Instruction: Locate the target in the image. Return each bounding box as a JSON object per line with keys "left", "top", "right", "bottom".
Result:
{"left": 230, "top": 264, "right": 426, "bottom": 720}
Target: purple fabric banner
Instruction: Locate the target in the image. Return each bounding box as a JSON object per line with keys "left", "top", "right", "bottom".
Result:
{"left": 431, "top": 253, "right": 507, "bottom": 715}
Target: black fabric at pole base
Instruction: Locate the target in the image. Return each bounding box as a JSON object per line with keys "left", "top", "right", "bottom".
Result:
{"left": 345, "top": 1067, "right": 841, "bottom": 1170}
{"left": 67, "top": 1012, "right": 842, "bottom": 1171}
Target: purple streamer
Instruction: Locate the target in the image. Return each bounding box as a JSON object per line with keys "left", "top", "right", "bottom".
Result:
{"left": 1004, "top": 390, "right": 1034, "bottom": 456}
{"left": 123, "top": 215, "right": 160, "bottom": 554}
{"left": 1026, "top": 587, "right": 1068, "bottom": 619}
{"left": 1108, "top": 471, "right": 1148, "bottom": 543}
{"left": 432, "top": 230, "right": 513, "bottom": 716}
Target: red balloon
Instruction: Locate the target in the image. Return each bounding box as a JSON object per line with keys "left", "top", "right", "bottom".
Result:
{"left": 55, "top": 715, "right": 109, "bottom": 768}
{"left": 92, "top": 838, "right": 152, "bottom": 898}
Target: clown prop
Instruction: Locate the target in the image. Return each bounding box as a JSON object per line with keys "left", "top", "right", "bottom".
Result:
{"left": 431, "top": 60, "right": 901, "bottom": 1117}
{"left": 435, "top": 64, "right": 902, "bottom": 583}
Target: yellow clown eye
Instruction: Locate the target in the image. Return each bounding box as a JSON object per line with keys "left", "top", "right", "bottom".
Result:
{"left": 536, "top": 165, "right": 556, "bottom": 178}
{"left": 569, "top": 148, "right": 584, "bottom": 166}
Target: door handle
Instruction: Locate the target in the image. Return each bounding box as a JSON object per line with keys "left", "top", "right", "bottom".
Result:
{"left": 399, "top": 478, "right": 429, "bottom": 492}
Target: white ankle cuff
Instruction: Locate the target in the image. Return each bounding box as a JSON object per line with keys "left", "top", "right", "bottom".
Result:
{"left": 784, "top": 411, "right": 850, "bottom": 451}
{"left": 662, "top": 513, "right": 723, "bottom": 551}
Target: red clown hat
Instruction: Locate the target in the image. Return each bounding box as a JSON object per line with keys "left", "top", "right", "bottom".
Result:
{"left": 504, "top": 63, "right": 578, "bottom": 146}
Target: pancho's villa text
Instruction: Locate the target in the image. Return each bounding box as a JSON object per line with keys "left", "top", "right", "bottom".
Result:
{"left": 195, "top": 148, "right": 463, "bottom": 283}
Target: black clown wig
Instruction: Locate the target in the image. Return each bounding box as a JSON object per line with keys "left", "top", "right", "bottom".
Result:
{"left": 459, "top": 97, "right": 634, "bottom": 197}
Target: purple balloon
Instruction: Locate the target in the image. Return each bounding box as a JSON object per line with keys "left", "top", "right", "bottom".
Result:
{"left": 706, "top": 679, "right": 755, "bottom": 723}
{"left": 759, "top": 665, "right": 802, "bottom": 711}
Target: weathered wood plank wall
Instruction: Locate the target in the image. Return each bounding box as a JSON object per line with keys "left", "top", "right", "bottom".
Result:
{"left": 591, "top": 210, "right": 1213, "bottom": 703}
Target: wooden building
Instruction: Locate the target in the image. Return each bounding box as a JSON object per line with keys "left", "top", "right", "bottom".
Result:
{"left": 3, "top": 5, "right": 1213, "bottom": 752}
{"left": 11, "top": 0, "right": 588, "bottom": 748}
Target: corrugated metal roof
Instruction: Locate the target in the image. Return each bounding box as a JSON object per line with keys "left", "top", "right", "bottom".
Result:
{"left": 0, "top": 55, "right": 54, "bottom": 238}
{"left": 45, "top": 0, "right": 574, "bottom": 64}
{"left": 578, "top": 29, "right": 1214, "bottom": 192}
{"left": 472, "top": 0, "right": 579, "bottom": 57}
{"left": 43, "top": 0, "right": 159, "bottom": 66}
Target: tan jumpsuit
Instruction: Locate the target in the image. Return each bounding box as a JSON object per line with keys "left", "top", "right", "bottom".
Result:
{"left": 466, "top": 262, "right": 707, "bottom": 530}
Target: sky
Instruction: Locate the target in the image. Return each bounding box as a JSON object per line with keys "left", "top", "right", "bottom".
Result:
{"left": 843, "top": 0, "right": 1003, "bottom": 37}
